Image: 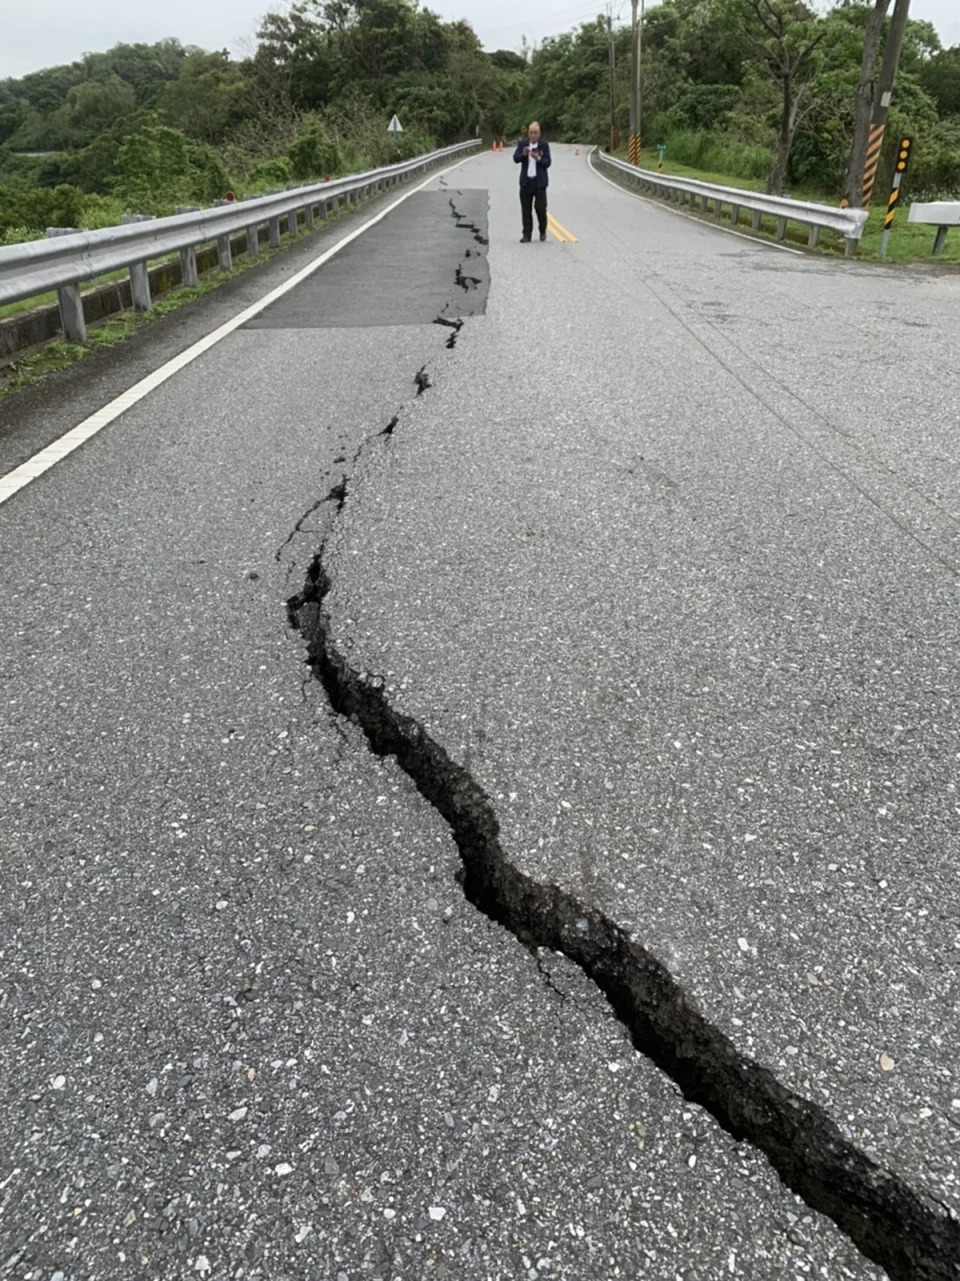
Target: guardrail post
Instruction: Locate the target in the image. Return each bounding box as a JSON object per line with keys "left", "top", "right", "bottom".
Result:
{"left": 129, "top": 261, "right": 152, "bottom": 310}
{"left": 844, "top": 236, "right": 858, "bottom": 258}
{"left": 179, "top": 245, "right": 200, "bottom": 286}
{"left": 239, "top": 196, "right": 261, "bottom": 257}
{"left": 807, "top": 225, "right": 820, "bottom": 248}
{"left": 217, "top": 234, "right": 232, "bottom": 272}
{"left": 752, "top": 210, "right": 762, "bottom": 231}
{"left": 304, "top": 203, "right": 315, "bottom": 229}
{"left": 122, "top": 214, "right": 154, "bottom": 311}
{"left": 775, "top": 216, "right": 787, "bottom": 242}
{"left": 174, "top": 207, "right": 201, "bottom": 285}
{"left": 932, "top": 225, "right": 948, "bottom": 256}
{"left": 730, "top": 204, "right": 740, "bottom": 226}
{"left": 287, "top": 211, "right": 298, "bottom": 236}
{"left": 45, "top": 227, "right": 87, "bottom": 344}
{"left": 331, "top": 195, "right": 340, "bottom": 215}
{"left": 269, "top": 216, "right": 282, "bottom": 248}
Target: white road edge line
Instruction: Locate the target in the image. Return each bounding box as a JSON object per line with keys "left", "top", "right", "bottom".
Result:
{"left": 586, "top": 147, "right": 804, "bottom": 257}
{"left": 0, "top": 152, "right": 478, "bottom": 509}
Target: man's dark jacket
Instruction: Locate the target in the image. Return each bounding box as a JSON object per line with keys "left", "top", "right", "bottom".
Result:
{"left": 513, "top": 138, "right": 552, "bottom": 189}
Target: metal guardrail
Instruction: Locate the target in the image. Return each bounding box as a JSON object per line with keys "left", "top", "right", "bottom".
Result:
{"left": 907, "top": 200, "right": 960, "bottom": 257}
{"left": 594, "top": 149, "right": 869, "bottom": 256}
{"left": 0, "top": 140, "right": 481, "bottom": 342}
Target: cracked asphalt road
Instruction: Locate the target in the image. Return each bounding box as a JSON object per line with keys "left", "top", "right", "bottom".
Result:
{"left": 0, "top": 146, "right": 953, "bottom": 1279}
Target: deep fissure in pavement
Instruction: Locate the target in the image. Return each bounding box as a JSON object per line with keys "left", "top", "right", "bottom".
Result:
{"left": 287, "top": 187, "right": 955, "bottom": 1279}
{"left": 287, "top": 551, "right": 960, "bottom": 1281}
{"left": 433, "top": 316, "right": 464, "bottom": 350}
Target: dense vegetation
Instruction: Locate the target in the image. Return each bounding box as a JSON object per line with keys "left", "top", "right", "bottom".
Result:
{"left": 0, "top": 0, "right": 517, "bottom": 242}
{"left": 523, "top": 0, "right": 959, "bottom": 199}
{"left": 0, "top": 0, "right": 957, "bottom": 244}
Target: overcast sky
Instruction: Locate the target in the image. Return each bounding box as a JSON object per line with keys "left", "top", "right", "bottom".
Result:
{"left": 3, "top": 0, "right": 958, "bottom": 80}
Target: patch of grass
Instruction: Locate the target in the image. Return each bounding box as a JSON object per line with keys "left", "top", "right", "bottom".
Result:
{"left": 610, "top": 146, "right": 960, "bottom": 265}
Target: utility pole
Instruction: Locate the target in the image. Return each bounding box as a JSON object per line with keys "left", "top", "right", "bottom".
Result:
{"left": 628, "top": 0, "right": 640, "bottom": 164}
{"left": 637, "top": 0, "right": 644, "bottom": 154}
{"left": 860, "top": 0, "right": 911, "bottom": 207}
{"left": 607, "top": 6, "right": 619, "bottom": 152}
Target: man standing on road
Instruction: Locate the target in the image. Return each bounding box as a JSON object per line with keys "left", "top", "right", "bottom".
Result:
{"left": 514, "top": 122, "right": 551, "bottom": 242}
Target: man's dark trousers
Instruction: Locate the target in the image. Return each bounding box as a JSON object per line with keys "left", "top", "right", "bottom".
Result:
{"left": 514, "top": 137, "right": 551, "bottom": 240}
{"left": 520, "top": 182, "right": 547, "bottom": 240}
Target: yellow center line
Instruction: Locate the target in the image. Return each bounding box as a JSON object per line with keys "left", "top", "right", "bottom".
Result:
{"left": 546, "top": 212, "right": 578, "bottom": 244}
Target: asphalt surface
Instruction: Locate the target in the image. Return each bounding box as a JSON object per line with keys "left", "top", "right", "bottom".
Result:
{"left": 0, "top": 144, "right": 954, "bottom": 1279}
{"left": 311, "top": 152, "right": 960, "bottom": 1270}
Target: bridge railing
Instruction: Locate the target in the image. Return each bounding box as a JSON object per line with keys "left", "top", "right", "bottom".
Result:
{"left": 594, "top": 149, "right": 869, "bottom": 255}
{"left": 0, "top": 140, "right": 481, "bottom": 343}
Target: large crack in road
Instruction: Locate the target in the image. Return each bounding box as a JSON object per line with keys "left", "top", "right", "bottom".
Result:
{"left": 282, "top": 194, "right": 960, "bottom": 1281}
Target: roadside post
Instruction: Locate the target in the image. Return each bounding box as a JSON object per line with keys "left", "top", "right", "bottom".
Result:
{"left": 656, "top": 143, "right": 666, "bottom": 173}
{"left": 388, "top": 113, "right": 403, "bottom": 163}
{"left": 878, "top": 136, "right": 911, "bottom": 260}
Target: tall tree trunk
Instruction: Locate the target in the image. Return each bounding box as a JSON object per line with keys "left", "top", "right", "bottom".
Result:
{"left": 767, "top": 74, "right": 795, "bottom": 194}
{"left": 842, "top": 0, "right": 891, "bottom": 206}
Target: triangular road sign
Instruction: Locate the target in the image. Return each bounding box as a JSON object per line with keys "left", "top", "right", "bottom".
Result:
{"left": 387, "top": 114, "right": 403, "bottom": 133}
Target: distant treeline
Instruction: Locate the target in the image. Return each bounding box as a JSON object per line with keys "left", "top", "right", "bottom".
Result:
{"left": 0, "top": 0, "right": 529, "bottom": 240}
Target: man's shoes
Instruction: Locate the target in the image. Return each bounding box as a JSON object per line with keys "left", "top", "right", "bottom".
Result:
{"left": 520, "top": 235, "right": 531, "bottom": 242}
{"left": 539, "top": 231, "right": 547, "bottom": 241}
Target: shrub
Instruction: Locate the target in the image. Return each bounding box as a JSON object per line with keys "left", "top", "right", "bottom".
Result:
{"left": 79, "top": 193, "right": 129, "bottom": 229}
{"left": 0, "top": 182, "right": 87, "bottom": 235}
{"left": 900, "top": 118, "right": 960, "bottom": 200}
{"left": 664, "top": 129, "right": 773, "bottom": 182}
{"left": 1, "top": 225, "right": 35, "bottom": 245}
{"left": 288, "top": 127, "right": 341, "bottom": 181}
{"left": 247, "top": 156, "right": 294, "bottom": 188}
{"left": 113, "top": 125, "right": 229, "bottom": 206}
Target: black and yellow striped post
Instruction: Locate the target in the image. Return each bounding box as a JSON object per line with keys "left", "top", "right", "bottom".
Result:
{"left": 861, "top": 122, "right": 886, "bottom": 208}
{"left": 879, "top": 136, "right": 912, "bottom": 259}
{"left": 628, "top": 135, "right": 641, "bottom": 166}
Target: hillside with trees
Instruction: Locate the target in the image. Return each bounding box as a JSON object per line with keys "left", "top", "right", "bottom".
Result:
{"left": 0, "top": 0, "right": 957, "bottom": 244}
{"left": 0, "top": 0, "right": 524, "bottom": 242}
{"left": 523, "top": 0, "right": 959, "bottom": 198}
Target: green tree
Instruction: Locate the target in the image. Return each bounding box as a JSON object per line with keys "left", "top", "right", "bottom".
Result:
{"left": 64, "top": 76, "right": 138, "bottom": 146}
{"left": 113, "top": 123, "right": 228, "bottom": 205}
{"left": 719, "top": 0, "right": 830, "bottom": 193}
{"left": 921, "top": 46, "right": 960, "bottom": 119}
{"left": 161, "top": 50, "right": 251, "bottom": 143}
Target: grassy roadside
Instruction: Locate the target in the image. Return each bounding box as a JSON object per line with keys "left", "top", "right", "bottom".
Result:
{"left": 611, "top": 146, "right": 960, "bottom": 265}
{"left": 0, "top": 196, "right": 367, "bottom": 402}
